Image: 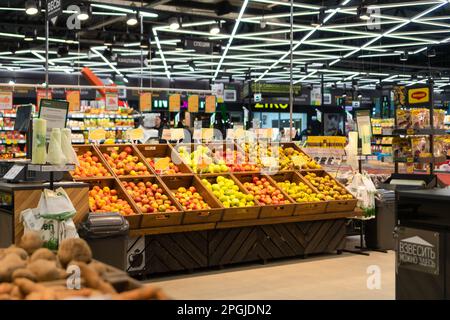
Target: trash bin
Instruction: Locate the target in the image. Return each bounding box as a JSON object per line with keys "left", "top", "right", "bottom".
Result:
{"left": 364, "top": 189, "right": 396, "bottom": 250}
{"left": 79, "top": 212, "right": 129, "bottom": 271}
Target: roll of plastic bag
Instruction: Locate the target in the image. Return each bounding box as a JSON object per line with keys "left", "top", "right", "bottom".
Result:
{"left": 46, "top": 128, "right": 66, "bottom": 165}
{"left": 61, "top": 128, "right": 79, "bottom": 165}
{"left": 32, "top": 118, "right": 47, "bottom": 164}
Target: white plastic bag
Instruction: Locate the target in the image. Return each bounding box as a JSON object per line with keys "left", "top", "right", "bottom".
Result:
{"left": 59, "top": 219, "right": 79, "bottom": 244}
{"left": 348, "top": 173, "right": 377, "bottom": 217}
{"left": 61, "top": 128, "right": 79, "bottom": 165}
{"left": 21, "top": 208, "right": 59, "bottom": 250}
{"left": 38, "top": 188, "right": 76, "bottom": 220}
{"left": 46, "top": 128, "right": 66, "bottom": 165}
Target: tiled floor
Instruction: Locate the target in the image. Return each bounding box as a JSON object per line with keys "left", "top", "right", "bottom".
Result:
{"left": 146, "top": 249, "right": 395, "bottom": 300}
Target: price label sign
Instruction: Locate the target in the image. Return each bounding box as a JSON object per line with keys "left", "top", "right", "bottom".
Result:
{"left": 66, "top": 90, "right": 80, "bottom": 111}
{"left": 154, "top": 157, "right": 171, "bottom": 171}
{"left": 205, "top": 96, "right": 216, "bottom": 113}
{"left": 126, "top": 128, "right": 145, "bottom": 142}
{"left": 88, "top": 128, "right": 106, "bottom": 142}
{"left": 105, "top": 92, "right": 118, "bottom": 110}
{"left": 0, "top": 91, "right": 13, "bottom": 110}
{"left": 188, "top": 95, "right": 199, "bottom": 113}
{"left": 169, "top": 94, "right": 181, "bottom": 112}
{"left": 3, "top": 165, "right": 24, "bottom": 180}
{"left": 36, "top": 89, "right": 52, "bottom": 113}
{"left": 139, "top": 92, "right": 152, "bottom": 112}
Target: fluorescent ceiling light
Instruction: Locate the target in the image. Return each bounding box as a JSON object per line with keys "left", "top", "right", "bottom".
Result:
{"left": 91, "top": 4, "right": 158, "bottom": 18}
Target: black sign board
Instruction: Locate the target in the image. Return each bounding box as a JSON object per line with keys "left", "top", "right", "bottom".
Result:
{"left": 47, "top": 0, "right": 63, "bottom": 24}
{"left": 117, "top": 56, "right": 142, "bottom": 68}
{"left": 184, "top": 39, "right": 213, "bottom": 54}
{"left": 397, "top": 226, "right": 439, "bottom": 275}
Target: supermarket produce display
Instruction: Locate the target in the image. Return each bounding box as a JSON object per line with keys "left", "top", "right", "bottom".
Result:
{"left": 65, "top": 142, "right": 359, "bottom": 275}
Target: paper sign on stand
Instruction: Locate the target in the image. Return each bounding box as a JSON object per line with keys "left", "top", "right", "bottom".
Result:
{"left": 139, "top": 92, "right": 152, "bottom": 112}
{"left": 171, "top": 128, "right": 185, "bottom": 141}
{"left": 66, "top": 91, "right": 80, "bottom": 111}
{"left": 88, "top": 128, "right": 106, "bottom": 143}
{"left": 0, "top": 91, "right": 13, "bottom": 110}
{"left": 126, "top": 128, "right": 145, "bottom": 142}
{"left": 38, "top": 99, "right": 69, "bottom": 139}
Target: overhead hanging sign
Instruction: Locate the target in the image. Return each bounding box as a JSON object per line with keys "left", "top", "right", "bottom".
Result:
{"left": 184, "top": 39, "right": 213, "bottom": 54}
{"left": 66, "top": 90, "right": 80, "bottom": 112}
{"left": 117, "top": 56, "right": 142, "bottom": 68}
{"left": 169, "top": 94, "right": 181, "bottom": 112}
{"left": 310, "top": 85, "right": 321, "bottom": 106}
{"left": 139, "top": 92, "right": 152, "bottom": 112}
{"left": 188, "top": 95, "right": 199, "bottom": 112}
{"left": 0, "top": 91, "right": 13, "bottom": 110}
{"left": 407, "top": 86, "right": 431, "bottom": 107}
{"left": 47, "top": 0, "right": 62, "bottom": 24}
{"left": 211, "top": 83, "right": 224, "bottom": 103}
{"left": 105, "top": 92, "right": 118, "bottom": 110}
{"left": 250, "top": 83, "right": 302, "bottom": 96}
{"left": 205, "top": 96, "right": 216, "bottom": 113}
{"left": 36, "top": 89, "right": 52, "bottom": 113}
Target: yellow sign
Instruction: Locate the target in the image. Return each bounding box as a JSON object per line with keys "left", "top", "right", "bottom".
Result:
{"left": 188, "top": 95, "right": 199, "bottom": 113}
{"left": 171, "top": 128, "right": 185, "bottom": 141}
{"left": 205, "top": 96, "right": 216, "bottom": 113}
{"left": 88, "top": 128, "right": 106, "bottom": 141}
{"left": 169, "top": 94, "right": 181, "bottom": 112}
{"left": 254, "top": 103, "right": 289, "bottom": 110}
{"left": 408, "top": 87, "right": 430, "bottom": 105}
{"left": 139, "top": 92, "right": 152, "bottom": 112}
{"left": 154, "top": 157, "right": 171, "bottom": 171}
{"left": 126, "top": 128, "right": 144, "bottom": 141}
{"left": 66, "top": 91, "right": 80, "bottom": 112}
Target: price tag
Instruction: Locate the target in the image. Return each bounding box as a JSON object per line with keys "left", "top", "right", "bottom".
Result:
{"left": 205, "top": 96, "right": 216, "bottom": 113}
{"left": 126, "top": 128, "right": 144, "bottom": 141}
{"left": 0, "top": 91, "right": 13, "bottom": 110}
{"left": 139, "top": 92, "right": 152, "bottom": 112}
{"left": 154, "top": 157, "right": 171, "bottom": 171}
{"left": 202, "top": 128, "right": 214, "bottom": 140}
{"left": 407, "top": 157, "right": 414, "bottom": 163}
{"left": 407, "top": 128, "right": 414, "bottom": 135}
{"left": 169, "top": 94, "right": 181, "bottom": 112}
{"left": 88, "top": 128, "right": 106, "bottom": 142}
{"left": 291, "top": 155, "right": 308, "bottom": 168}
{"left": 171, "top": 128, "right": 185, "bottom": 141}
{"left": 3, "top": 165, "right": 24, "bottom": 180}
{"left": 261, "top": 156, "right": 278, "bottom": 168}
{"left": 188, "top": 95, "right": 199, "bottom": 113}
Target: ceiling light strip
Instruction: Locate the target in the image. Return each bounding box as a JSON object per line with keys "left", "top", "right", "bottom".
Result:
{"left": 213, "top": 0, "right": 249, "bottom": 81}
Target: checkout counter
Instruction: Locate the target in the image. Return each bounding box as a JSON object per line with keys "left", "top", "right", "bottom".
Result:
{"left": 396, "top": 188, "right": 450, "bottom": 300}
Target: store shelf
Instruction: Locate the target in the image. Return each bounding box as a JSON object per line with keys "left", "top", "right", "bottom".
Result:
{"left": 0, "top": 127, "right": 16, "bottom": 131}
{"left": 392, "top": 128, "right": 447, "bottom": 135}
{"left": 68, "top": 113, "right": 140, "bottom": 119}
{"left": 393, "top": 156, "right": 447, "bottom": 164}
{"left": 0, "top": 139, "right": 26, "bottom": 144}
{"left": 28, "top": 164, "right": 76, "bottom": 172}
{"left": 70, "top": 126, "right": 135, "bottom": 131}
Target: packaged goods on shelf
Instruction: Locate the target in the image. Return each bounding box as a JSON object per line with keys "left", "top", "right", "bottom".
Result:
{"left": 434, "top": 109, "right": 446, "bottom": 129}
{"left": 411, "top": 136, "right": 431, "bottom": 158}
{"left": 434, "top": 136, "right": 448, "bottom": 158}
{"left": 393, "top": 137, "right": 413, "bottom": 160}
{"left": 411, "top": 108, "right": 430, "bottom": 129}
{"left": 396, "top": 109, "right": 411, "bottom": 129}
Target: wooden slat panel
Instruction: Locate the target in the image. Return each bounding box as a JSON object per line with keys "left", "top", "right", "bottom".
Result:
{"left": 14, "top": 186, "right": 89, "bottom": 243}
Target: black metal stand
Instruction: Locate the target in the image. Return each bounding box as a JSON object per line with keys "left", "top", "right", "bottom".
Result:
{"left": 339, "top": 218, "right": 388, "bottom": 256}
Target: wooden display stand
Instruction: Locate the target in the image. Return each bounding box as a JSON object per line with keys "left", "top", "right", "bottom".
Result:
{"left": 0, "top": 181, "right": 89, "bottom": 246}
{"left": 68, "top": 142, "right": 359, "bottom": 276}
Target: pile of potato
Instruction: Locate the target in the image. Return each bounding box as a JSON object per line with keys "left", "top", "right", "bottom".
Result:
{"left": 0, "top": 232, "right": 167, "bottom": 300}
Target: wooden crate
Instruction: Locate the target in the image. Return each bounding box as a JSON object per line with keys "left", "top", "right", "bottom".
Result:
{"left": 233, "top": 172, "right": 296, "bottom": 219}
{"left": 267, "top": 171, "right": 328, "bottom": 215}
{"left": 118, "top": 176, "right": 183, "bottom": 228}
{"left": 71, "top": 144, "right": 114, "bottom": 180}
{"left": 299, "top": 171, "right": 357, "bottom": 213}
{"left": 97, "top": 144, "right": 153, "bottom": 178}
{"left": 134, "top": 144, "right": 192, "bottom": 175}
{"left": 160, "top": 175, "right": 224, "bottom": 224}
{"left": 199, "top": 174, "right": 261, "bottom": 221}
{"left": 85, "top": 177, "right": 142, "bottom": 229}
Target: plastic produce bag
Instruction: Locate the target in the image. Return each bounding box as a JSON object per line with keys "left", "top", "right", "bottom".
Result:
{"left": 61, "top": 128, "right": 79, "bottom": 165}
{"left": 46, "top": 128, "right": 66, "bottom": 165}
{"left": 38, "top": 188, "right": 76, "bottom": 220}
{"left": 59, "top": 219, "right": 79, "bottom": 244}
{"left": 21, "top": 208, "right": 59, "bottom": 250}
{"left": 348, "top": 173, "right": 377, "bottom": 217}
{"left": 32, "top": 118, "right": 47, "bottom": 164}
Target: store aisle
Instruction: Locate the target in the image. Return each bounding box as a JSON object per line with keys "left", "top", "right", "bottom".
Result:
{"left": 146, "top": 251, "right": 395, "bottom": 300}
